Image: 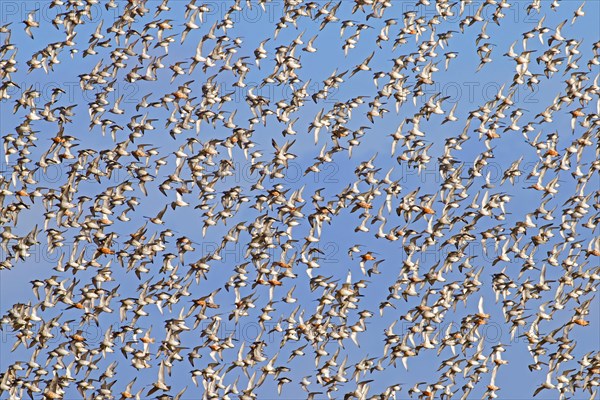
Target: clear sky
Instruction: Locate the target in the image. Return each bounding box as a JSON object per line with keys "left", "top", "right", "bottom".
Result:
{"left": 0, "top": 0, "right": 599, "bottom": 399}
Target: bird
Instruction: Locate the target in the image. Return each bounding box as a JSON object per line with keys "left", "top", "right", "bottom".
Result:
{"left": 22, "top": 10, "right": 39, "bottom": 39}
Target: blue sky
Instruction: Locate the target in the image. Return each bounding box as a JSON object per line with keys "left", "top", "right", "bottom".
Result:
{"left": 0, "top": 0, "right": 599, "bottom": 399}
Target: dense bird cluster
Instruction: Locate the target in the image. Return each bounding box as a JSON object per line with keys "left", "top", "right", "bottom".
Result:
{"left": 0, "top": 0, "right": 599, "bottom": 399}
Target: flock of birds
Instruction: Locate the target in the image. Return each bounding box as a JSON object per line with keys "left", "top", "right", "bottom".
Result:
{"left": 0, "top": 0, "right": 599, "bottom": 399}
